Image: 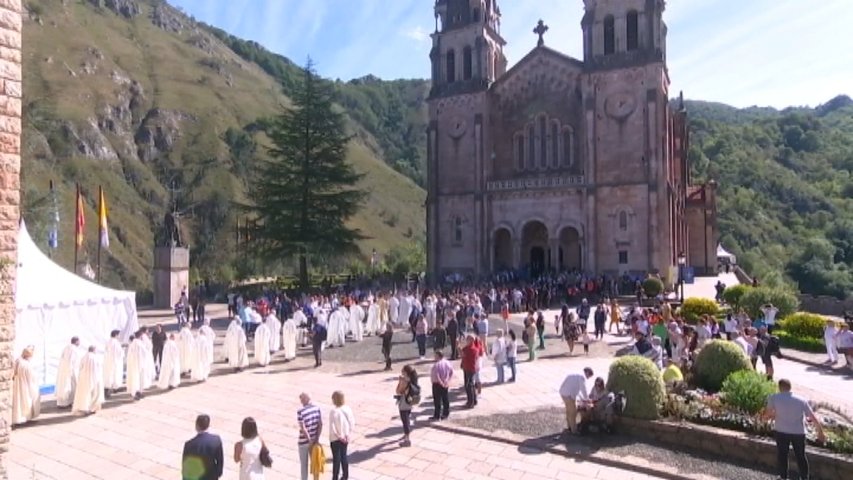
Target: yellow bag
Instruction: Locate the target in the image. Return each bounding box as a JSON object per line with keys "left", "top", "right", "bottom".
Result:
{"left": 310, "top": 443, "right": 326, "bottom": 475}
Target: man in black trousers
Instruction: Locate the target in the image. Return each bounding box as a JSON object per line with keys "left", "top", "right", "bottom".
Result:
{"left": 182, "top": 414, "right": 224, "bottom": 480}
{"left": 151, "top": 324, "right": 167, "bottom": 374}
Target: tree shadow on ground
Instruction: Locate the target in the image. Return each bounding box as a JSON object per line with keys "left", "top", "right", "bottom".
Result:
{"left": 804, "top": 365, "right": 853, "bottom": 379}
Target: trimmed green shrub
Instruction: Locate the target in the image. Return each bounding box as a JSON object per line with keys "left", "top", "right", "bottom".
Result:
{"left": 606, "top": 356, "right": 666, "bottom": 420}
{"left": 779, "top": 312, "right": 825, "bottom": 339}
{"left": 722, "top": 284, "right": 751, "bottom": 309}
{"left": 776, "top": 330, "right": 825, "bottom": 353}
{"left": 680, "top": 297, "right": 719, "bottom": 324}
{"left": 693, "top": 340, "right": 753, "bottom": 392}
{"left": 740, "top": 286, "right": 799, "bottom": 320}
{"left": 721, "top": 370, "right": 777, "bottom": 414}
{"left": 642, "top": 277, "right": 664, "bottom": 297}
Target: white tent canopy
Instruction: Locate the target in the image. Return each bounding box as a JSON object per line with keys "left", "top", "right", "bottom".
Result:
{"left": 14, "top": 221, "right": 138, "bottom": 389}
{"left": 716, "top": 244, "right": 737, "bottom": 265}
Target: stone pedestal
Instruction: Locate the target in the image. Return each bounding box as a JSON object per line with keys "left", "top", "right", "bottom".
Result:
{"left": 153, "top": 247, "right": 189, "bottom": 309}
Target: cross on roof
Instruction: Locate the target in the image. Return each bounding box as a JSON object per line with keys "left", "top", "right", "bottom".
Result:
{"left": 533, "top": 19, "right": 549, "bottom": 47}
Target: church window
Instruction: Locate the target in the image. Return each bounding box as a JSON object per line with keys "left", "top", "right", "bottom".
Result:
{"left": 619, "top": 251, "right": 628, "bottom": 264}
{"left": 463, "top": 46, "right": 473, "bottom": 80}
{"left": 562, "top": 126, "right": 574, "bottom": 167}
{"left": 453, "top": 217, "right": 463, "bottom": 244}
{"left": 551, "top": 121, "right": 560, "bottom": 168}
{"left": 604, "top": 15, "right": 615, "bottom": 55}
{"left": 515, "top": 134, "right": 525, "bottom": 170}
{"left": 446, "top": 50, "right": 456, "bottom": 83}
{"left": 627, "top": 10, "right": 639, "bottom": 51}
{"left": 619, "top": 211, "right": 628, "bottom": 231}
{"left": 538, "top": 116, "right": 547, "bottom": 168}
{"left": 527, "top": 125, "right": 535, "bottom": 170}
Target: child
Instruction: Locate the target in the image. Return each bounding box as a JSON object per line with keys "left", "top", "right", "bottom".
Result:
{"left": 581, "top": 330, "right": 591, "bottom": 355}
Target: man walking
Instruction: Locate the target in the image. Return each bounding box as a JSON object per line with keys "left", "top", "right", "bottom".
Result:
{"left": 559, "top": 367, "right": 593, "bottom": 434}
{"left": 297, "top": 393, "right": 323, "bottom": 480}
{"left": 182, "top": 414, "right": 223, "bottom": 480}
{"left": 764, "top": 379, "right": 826, "bottom": 480}
{"left": 461, "top": 335, "right": 480, "bottom": 408}
{"left": 430, "top": 350, "right": 453, "bottom": 420}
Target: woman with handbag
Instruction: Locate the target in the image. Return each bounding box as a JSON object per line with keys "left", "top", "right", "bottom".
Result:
{"left": 234, "top": 417, "right": 271, "bottom": 479}
{"left": 329, "top": 391, "right": 355, "bottom": 480}
{"left": 394, "top": 365, "right": 419, "bottom": 445}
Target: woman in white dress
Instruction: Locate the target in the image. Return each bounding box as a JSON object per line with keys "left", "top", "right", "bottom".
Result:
{"left": 234, "top": 417, "right": 266, "bottom": 480}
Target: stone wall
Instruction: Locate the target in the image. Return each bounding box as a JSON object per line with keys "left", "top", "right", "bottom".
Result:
{"left": 798, "top": 295, "right": 853, "bottom": 318}
{"left": 0, "top": 0, "right": 20, "bottom": 477}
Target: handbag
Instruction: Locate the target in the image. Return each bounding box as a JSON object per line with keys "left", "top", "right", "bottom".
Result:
{"left": 259, "top": 439, "right": 273, "bottom": 468}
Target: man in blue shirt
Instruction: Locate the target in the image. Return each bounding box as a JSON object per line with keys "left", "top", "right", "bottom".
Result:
{"left": 763, "top": 378, "right": 826, "bottom": 480}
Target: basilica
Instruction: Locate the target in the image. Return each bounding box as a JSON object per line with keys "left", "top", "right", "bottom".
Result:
{"left": 425, "top": 0, "right": 718, "bottom": 283}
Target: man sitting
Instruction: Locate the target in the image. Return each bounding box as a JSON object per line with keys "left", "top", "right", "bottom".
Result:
{"left": 578, "top": 377, "right": 620, "bottom": 434}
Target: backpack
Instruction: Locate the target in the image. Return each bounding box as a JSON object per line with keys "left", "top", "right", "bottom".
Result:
{"left": 406, "top": 382, "right": 421, "bottom": 405}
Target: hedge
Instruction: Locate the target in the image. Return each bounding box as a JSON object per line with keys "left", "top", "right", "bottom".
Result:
{"left": 740, "top": 286, "right": 799, "bottom": 320}
{"left": 779, "top": 312, "right": 826, "bottom": 339}
{"left": 680, "top": 297, "right": 719, "bottom": 324}
{"left": 776, "top": 330, "right": 826, "bottom": 353}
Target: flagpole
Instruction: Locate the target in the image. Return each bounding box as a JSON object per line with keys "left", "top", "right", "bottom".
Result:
{"left": 97, "top": 186, "right": 102, "bottom": 284}
{"left": 74, "top": 183, "right": 80, "bottom": 274}
{"left": 48, "top": 180, "right": 54, "bottom": 260}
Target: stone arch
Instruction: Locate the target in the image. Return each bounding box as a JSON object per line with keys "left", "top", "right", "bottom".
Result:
{"left": 493, "top": 227, "right": 513, "bottom": 271}
{"left": 558, "top": 225, "right": 582, "bottom": 271}
{"left": 521, "top": 220, "right": 549, "bottom": 277}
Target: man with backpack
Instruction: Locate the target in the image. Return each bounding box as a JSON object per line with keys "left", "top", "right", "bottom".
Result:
{"left": 311, "top": 320, "right": 327, "bottom": 368}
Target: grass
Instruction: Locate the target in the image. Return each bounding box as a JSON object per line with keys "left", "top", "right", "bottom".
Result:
{"left": 21, "top": 0, "right": 425, "bottom": 292}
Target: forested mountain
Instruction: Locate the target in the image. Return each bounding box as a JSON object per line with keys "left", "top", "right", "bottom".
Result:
{"left": 20, "top": 0, "right": 851, "bottom": 299}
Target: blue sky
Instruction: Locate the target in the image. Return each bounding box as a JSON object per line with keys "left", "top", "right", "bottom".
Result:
{"left": 170, "top": 0, "right": 853, "bottom": 109}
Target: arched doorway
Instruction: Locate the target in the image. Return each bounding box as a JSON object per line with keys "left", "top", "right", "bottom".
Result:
{"left": 522, "top": 221, "right": 549, "bottom": 277}
{"left": 493, "top": 228, "right": 512, "bottom": 271}
{"left": 558, "top": 226, "right": 582, "bottom": 271}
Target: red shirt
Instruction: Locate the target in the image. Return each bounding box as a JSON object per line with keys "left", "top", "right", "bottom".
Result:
{"left": 461, "top": 345, "right": 480, "bottom": 373}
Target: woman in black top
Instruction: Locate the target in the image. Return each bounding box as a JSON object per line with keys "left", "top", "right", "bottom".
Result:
{"left": 380, "top": 322, "right": 394, "bottom": 371}
{"left": 432, "top": 320, "right": 447, "bottom": 351}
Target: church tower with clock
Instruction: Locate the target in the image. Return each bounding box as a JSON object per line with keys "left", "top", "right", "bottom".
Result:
{"left": 426, "top": 0, "right": 718, "bottom": 284}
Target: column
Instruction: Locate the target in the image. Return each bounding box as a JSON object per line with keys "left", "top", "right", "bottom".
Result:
{"left": 549, "top": 239, "right": 559, "bottom": 271}
{"left": 0, "top": 0, "right": 22, "bottom": 472}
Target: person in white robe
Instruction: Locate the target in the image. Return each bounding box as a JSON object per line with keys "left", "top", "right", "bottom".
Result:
{"left": 72, "top": 346, "right": 104, "bottom": 415}
{"left": 225, "top": 319, "right": 249, "bottom": 371}
{"left": 293, "top": 308, "right": 308, "bottom": 347}
{"left": 326, "top": 308, "right": 342, "bottom": 348}
{"left": 349, "top": 303, "right": 365, "bottom": 342}
{"left": 12, "top": 346, "right": 40, "bottom": 425}
{"left": 55, "top": 337, "right": 82, "bottom": 408}
{"left": 366, "top": 301, "right": 381, "bottom": 336}
{"left": 140, "top": 329, "right": 156, "bottom": 389}
{"left": 103, "top": 329, "right": 124, "bottom": 397}
{"left": 158, "top": 334, "right": 181, "bottom": 390}
{"left": 399, "top": 294, "right": 412, "bottom": 328}
{"left": 192, "top": 329, "right": 213, "bottom": 382}
{"left": 126, "top": 334, "right": 147, "bottom": 400}
{"left": 425, "top": 295, "right": 437, "bottom": 330}
{"left": 178, "top": 324, "right": 196, "bottom": 375}
{"left": 253, "top": 321, "right": 272, "bottom": 367}
{"left": 282, "top": 316, "right": 298, "bottom": 360}
{"left": 337, "top": 306, "right": 350, "bottom": 343}
{"left": 265, "top": 313, "right": 282, "bottom": 353}
{"left": 200, "top": 319, "right": 216, "bottom": 364}
{"left": 389, "top": 294, "right": 400, "bottom": 326}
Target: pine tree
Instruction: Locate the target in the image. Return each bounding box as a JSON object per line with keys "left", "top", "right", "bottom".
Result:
{"left": 251, "top": 61, "right": 366, "bottom": 288}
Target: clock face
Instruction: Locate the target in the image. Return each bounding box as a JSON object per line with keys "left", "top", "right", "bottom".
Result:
{"left": 605, "top": 93, "right": 637, "bottom": 120}
{"left": 449, "top": 116, "right": 468, "bottom": 138}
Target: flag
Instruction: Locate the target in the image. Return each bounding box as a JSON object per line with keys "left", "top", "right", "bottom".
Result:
{"left": 75, "top": 185, "right": 85, "bottom": 248}
{"left": 48, "top": 181, "right": 59, "bottom": 249}
{"left": 98, "top": 186, "right": 109, "bottom": 248}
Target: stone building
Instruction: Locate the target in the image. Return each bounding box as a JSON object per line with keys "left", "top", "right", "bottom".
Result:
{"left": 0, "top": 0, "right": 21, "bottom": 475}
{"left": 425, "top": 0, "right": 717, "bottom": 283}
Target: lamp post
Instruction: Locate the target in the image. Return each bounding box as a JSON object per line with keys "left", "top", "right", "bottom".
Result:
{"left": 677, "top": 252, "right": 687, "bottom": 304}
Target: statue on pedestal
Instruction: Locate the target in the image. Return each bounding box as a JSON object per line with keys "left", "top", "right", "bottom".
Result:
{"left": 157, "top": 212, "right": 184, "bottom": 248}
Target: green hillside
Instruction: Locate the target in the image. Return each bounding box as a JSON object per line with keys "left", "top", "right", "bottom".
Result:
{"left": 21, "top": 0, "right": 425, "bottom": 297}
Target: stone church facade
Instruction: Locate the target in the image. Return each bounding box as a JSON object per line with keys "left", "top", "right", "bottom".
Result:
{"left": 426, "top": 0, "right": 717, "bottom": 283}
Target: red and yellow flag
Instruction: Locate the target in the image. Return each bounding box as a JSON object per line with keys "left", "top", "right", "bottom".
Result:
{"left": 98, "top": 186, "right": 109, "bottom": 248}
{"left": 75, "top": 185, "right": 85, "bottom": 248}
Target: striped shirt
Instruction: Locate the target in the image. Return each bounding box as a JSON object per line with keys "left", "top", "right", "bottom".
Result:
{"left": 297, "top": 404, "right": 322, "bottom": 445}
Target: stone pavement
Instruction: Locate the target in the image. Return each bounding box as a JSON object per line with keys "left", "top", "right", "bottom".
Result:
{"left": 8, "top": 348, "right": 668, "bottom": 480}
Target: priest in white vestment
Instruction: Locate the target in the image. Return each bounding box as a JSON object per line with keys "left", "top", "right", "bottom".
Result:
{"left": 389, "top": 295, "right": 400, "bottom": 326}
{"left": 200, "top": 319, "right": 216, "bottom": 364}
{"left": 12, "top": 346, "right": 40, "bottom": 425}
{"left": 225, "top": 319, "right": 249, "bottom": 370}
{"left": 425, "top": 295, "right": 437, "bottom": 330}
{"left": 253, "top": 321, "right": 272, "bottom": 366}
{"left": 265, "top": 313, "right": 282, "bottom": 352}
{"left": 327, "top": 309, "right": 346, "bottom": 348}
{"left": 55, "top": 337, "right": 82, "bottom": 408}
{"left": 192, "top": 329, "right": 213, "bottom": 382}
{"left": 72, "top": 346, "right": 104, "bottom": 415}
{"left": 282, "top": 316, "right": 298, "bottom": 360}
{"left": 178, "top": 325, "right": 196, "bottom": 375}
{"left": 140, "top": 330, "right": 156, "bottom": 389}
{"left": 349, "top": 303, "right": 365, "bottom": 342}
{"left": 366, "top": 301, "right": 380, "bottom": 336}
{"left": 158, "top": 334, "right": 181, "bottom": 390}
{"left": 399, "top": 294, "right": 413, "bottom": 327}
{"left": 126, "top": 334, "right": 147, "bottom": 400}
{"left": 103, "top": 329, "right": 124, "bottom": 397}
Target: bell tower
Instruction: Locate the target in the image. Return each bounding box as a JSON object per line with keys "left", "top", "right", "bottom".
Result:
{"left": 581, "top": 0, "right": 667, "bottom": 68}
{"left": 429, "top": 0, "right": 507, "bottom": 98}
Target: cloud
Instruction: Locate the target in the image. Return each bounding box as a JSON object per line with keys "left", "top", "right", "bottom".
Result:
{"left": 403, "top": 25, "right": 430, "bottom": 44}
